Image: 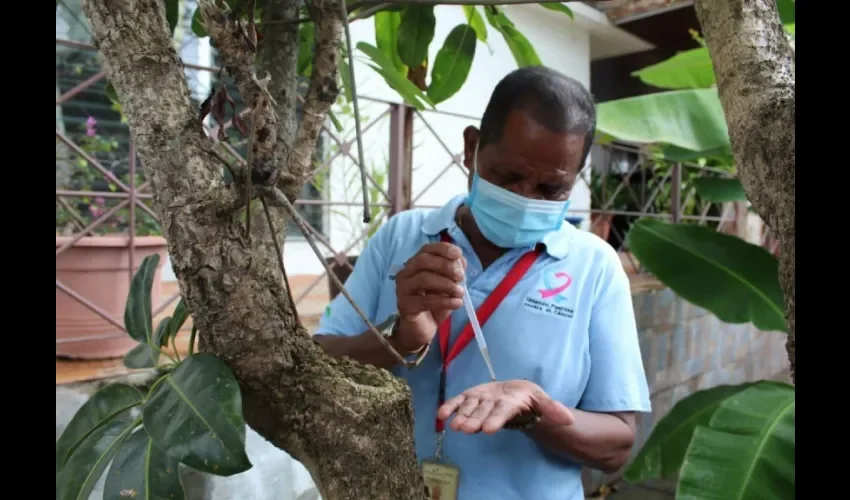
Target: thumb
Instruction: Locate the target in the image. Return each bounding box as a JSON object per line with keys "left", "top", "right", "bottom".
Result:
{"left": 535, "top": 396, "right": 575, "bottom": 426}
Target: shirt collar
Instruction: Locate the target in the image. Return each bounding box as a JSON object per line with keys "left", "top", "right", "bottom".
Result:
{"left": 420, "top": 194, "right": 573, "bottom": 260}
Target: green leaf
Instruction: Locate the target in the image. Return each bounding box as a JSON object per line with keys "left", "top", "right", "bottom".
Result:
{"left": 541, "top": 3, "right": 574, "bottom": 19}
{"left": 124, "top": 254, "right": 160, "bottom": 342}
{"left": 483, "top": 8, "right": 541, "bottom": 67}
{"left": 427, "top": 25, "right": 477, "bottom": 105}
{"left": 693, "top": 177, "right": 748, "bottom": 203}
{"left": 658, "top": 144, "right": 733, "bottom": 164}
{"left": 626, "top": 219, "right": 786, "bottom": 332}
{"left": 597, "top": 88, "right": 730, "bottom": 153}
{"left": 143, "top": 353, "right": 252, "bottom": 476}
{"left": 624, "top": 383, "right": 755, "bottom": 482}
{"left": 374, "top": 11, "right": 407, "bottom": 75}
{"left": 124, "top": 343, "right": 162, "bottom": 369}
{"left": 462, "top": 6, "right": 488, "bottom": 44}
{"left": 357, "top": 42, "right": 434, "bottom": 110}
{"left": 104, "top": 427, "right": 185, "bottom": 500}
{"left": 632, "top": 48, "right": 715, "bottom": 90}
{"left": 105, "top": 82, "right": 120, "bottom": 105}
{"left": 153, "top": 316, "right": 171, "bottom": 347}
{"left": 56, "top": 384, "right": 144, "bottom": 473}
{"left": 396, "top": 5, "right": 437, "bottom": 68}
{"left": 164, "top": 299, "right": 189, "bottom": 347}
{"left": 339, "top": 54, "right": 354, "bottom": 103}
{"left": 776, "top": 0, "right": 794, "bottom": 25}
{"left": 164, "top": 0, "right": 179, "bottom": 35}
{"left": 57, "top": 415, "right": 140, "bottom": 500}
{"left": 297, "top": 22, "right": 314, "bottom": 77}
{"left": 677, "top": 382, "right": 795, "bottom": 500}
{"left": 328, "top": 110, "right": 344, "bottom": 132}
{"left": 191, "top": 8, "right": 208, "bottom": 38}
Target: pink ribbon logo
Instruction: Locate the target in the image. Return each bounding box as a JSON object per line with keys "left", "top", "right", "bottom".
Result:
{"left": 538, "top": 271, "right": 573, "bottom": 300}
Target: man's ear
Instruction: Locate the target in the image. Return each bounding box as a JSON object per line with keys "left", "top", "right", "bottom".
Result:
{"left": 462, "top": 126, "right": 480, "bottom": 173}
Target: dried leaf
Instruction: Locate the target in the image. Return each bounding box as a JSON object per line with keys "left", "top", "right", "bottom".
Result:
{"left": 198, "top": 90, "right": 214, "bottom": 121}
{"left": 232, "top": 114, "right": 248, "bottom": 137}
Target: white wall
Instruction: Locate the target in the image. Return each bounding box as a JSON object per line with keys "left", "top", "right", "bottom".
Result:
{"left": 282, "top": 5, "right": 595, "bottom": 278}
{"left": 164, "top": 5, "right": 596, "bottom": 281}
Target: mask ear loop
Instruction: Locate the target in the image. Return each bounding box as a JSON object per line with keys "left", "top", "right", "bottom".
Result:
{"left": 467, "top": 141, "right": 481, "bottom": 206}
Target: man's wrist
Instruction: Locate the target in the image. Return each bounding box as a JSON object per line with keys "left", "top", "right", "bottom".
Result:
{"left": 388, "top": 320, "right": 427, "bottom": 356}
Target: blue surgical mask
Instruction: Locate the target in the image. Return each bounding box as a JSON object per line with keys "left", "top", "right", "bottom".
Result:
{"left": 466, "top": 148, "right": 571, "bottom": 248}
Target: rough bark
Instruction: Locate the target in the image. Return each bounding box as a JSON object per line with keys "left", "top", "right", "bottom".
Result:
{"left": 694, "top": 0, "right": 795, "bottom": 383}
{"left": 78, "top": 1, "right": 424, "bottom": 498}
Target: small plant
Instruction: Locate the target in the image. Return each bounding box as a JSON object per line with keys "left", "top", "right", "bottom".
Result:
{"left": 56, "top": 255, "right": 250, "bottom": 500}
{"left": 55, "top": 116, "right": 160, "bottom": 237}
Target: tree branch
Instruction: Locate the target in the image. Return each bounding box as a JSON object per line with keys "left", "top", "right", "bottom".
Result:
{"left": 257, "top": 0, "right": 301, "bottom": 160}
{"left": 199, "top": 0, "right": 281, "bottom": 185}
{"left": 693, "top": 0, "right": 795, "bottom": 382}
{"left": 261, "top": 185, "right": 428, "bottom": 368}
{"left": 80, "top": 1, "right": 425, "bottom": 499}
{"left": 284, "top": 0, "right": 344, "bottom": 198}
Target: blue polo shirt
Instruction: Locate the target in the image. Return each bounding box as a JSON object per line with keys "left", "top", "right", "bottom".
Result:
{"left": 316, "top": 194, "right": 651, "bottom": 500}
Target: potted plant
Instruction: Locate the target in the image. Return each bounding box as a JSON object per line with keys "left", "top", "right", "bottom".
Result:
{"left": 56, "top": 116, "right": 168, "bottom": 359}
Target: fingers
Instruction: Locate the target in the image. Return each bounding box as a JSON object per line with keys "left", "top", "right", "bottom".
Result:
{"left": 397, "top": 270, "right": 465, "bottom": 298}
{"left": 437, "top": 394, "right": 466, "bottom": 420}
{"left": 454, "top": 399, "right": 495, "bottom": 434}
{"left": 400, "top": 248, "right": 466, "bottom": 284}
{"left": 444, "top": 396, "right": 510, "bottom": 434}
{"left": 396, "top": 243, "right": 467, "bottom": 318}
{"left": 481, "top": 400, "right": 517, "bottom": 434}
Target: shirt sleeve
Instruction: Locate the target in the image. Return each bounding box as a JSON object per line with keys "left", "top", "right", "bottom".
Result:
{"left": 314, "top": 218, "right": 393, "bottom": 337}
{"left": 577, "top": 249, "right": 652, "bottom": 413}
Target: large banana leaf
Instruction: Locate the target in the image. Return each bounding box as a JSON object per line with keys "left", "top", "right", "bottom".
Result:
{"left": 626, "top": 219, "right": 786, "bottom": 332}
{"left": 677, "top": 382, "right": 795, "bottom": 500}
{"left": 597, "top": 88, "right": 730, "bottom": 153}
{"left": 693, "top": 177, "right": 747, "bottom": 203}
{"left": 632, "top": 48, "right": 715, "bottom": 90}
{"left": 624, "top": 383, "right": 755, "bottom": 482}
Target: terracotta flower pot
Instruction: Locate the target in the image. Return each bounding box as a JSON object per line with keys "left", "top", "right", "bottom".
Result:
{"left": 56, "top": 235, "right": 168, "bottom": 360}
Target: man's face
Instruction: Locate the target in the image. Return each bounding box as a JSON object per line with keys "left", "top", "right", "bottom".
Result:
{"left": 462, "top": 110, "right": 586, "bottom": 202}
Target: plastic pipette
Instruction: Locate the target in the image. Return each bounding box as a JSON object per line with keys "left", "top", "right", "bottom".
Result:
{"left": 459, "top": 274, "right": 497, "bottom": 382}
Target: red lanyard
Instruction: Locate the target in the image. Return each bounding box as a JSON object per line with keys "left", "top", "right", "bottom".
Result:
{"left": 435, "top": 232, "right": 541, "bottom": 433}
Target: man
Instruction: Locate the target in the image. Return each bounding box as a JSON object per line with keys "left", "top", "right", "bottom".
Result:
{"left": 315, "top": 66, "right": 651, "bottom": 500}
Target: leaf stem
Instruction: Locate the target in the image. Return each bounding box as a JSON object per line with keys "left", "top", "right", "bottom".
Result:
{"left": 171, "top": 334, "right": 182, "bottom": 363}
{"left": 145, "top": 373, "right": 170, "bottom": 401}
{"left": 188, "top": 324, "right": 198, "bottom": 356}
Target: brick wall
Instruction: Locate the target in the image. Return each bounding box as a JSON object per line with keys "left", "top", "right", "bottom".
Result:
{"left": 583, "top": 286, "right": 790, "bottom": 492}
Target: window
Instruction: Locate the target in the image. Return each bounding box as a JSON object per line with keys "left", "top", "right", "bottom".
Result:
{"left": 56, "top": 0, "right": 326, "bottom": 238}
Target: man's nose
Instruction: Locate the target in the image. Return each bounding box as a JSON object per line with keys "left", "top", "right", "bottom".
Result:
{"left": 511, "top": 180, "right": 545, "bottom": 200}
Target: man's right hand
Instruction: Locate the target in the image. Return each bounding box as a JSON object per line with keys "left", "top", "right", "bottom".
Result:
{"left": 393, "top": 242, "right": 467, "bottom": 352}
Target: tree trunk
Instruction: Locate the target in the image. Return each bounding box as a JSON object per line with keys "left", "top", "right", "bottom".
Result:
{"left": 78, "top": 0, "right": 425, "bottom": 498}
{"left": 75, "top": 0, "right": 796, "bottom": 497}
{"left": 693, "top": 0, "right": 795, "bottom": 383}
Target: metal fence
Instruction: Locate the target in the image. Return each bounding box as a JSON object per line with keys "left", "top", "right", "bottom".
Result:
{"left": 55, "top": 37, "right": 775, "bottom": 344}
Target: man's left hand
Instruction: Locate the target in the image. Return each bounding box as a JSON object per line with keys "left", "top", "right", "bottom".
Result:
{"left": 437, "top": 380, "right": 575, "bottom": 434}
